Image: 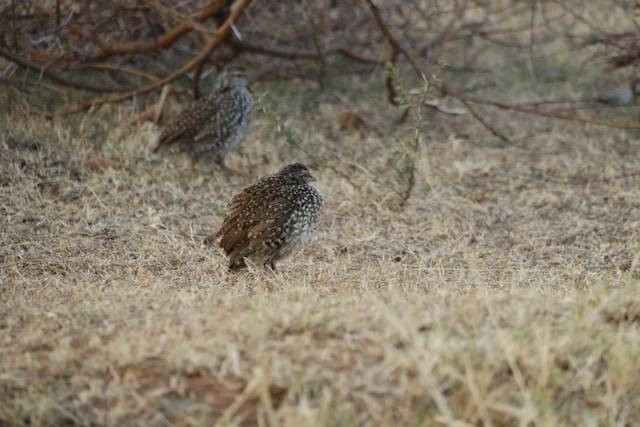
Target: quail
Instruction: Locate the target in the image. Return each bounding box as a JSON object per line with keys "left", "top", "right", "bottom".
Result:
{"left": 154, "top": 71, "right": 253, "bottom": 174}
{"left": 210, "top": 163, "right": 324, "bottom": 271}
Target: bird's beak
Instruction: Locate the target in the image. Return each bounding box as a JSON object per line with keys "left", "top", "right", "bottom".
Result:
{"left": 308, "top": 175, "right": 317, "bottom": 182}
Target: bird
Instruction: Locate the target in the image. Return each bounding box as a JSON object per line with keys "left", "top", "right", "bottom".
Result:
{"left": 209, "top": 163, "right": 324, "bottom": 271}
{"left": 597, "top": 79, "right": 640, "bottom": 106}
{"left": 153, "top": 70, "right": 253, "bottom": 174}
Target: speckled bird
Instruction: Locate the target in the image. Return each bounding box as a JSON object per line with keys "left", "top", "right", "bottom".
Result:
{"left": 153, "top": 71, "right": 253, "bottom": 173}
{"left": 210, "top": 163, "right": 324, "bottom": 271}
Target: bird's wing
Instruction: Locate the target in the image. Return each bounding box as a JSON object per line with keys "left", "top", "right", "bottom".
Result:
{"left": 154, "top": 127, "right": 186, "bottom": 152}
{"left": 217, "top": 188, "right": 294, "bottom": 256}
{"left": 193, "top": 116, "right": 233, "bottom": 145}
{"left": 193, "top": 87, "right": 243, "bottom": 145}
{"left": 154, "top": 93, "right": 218, "bottom": 151}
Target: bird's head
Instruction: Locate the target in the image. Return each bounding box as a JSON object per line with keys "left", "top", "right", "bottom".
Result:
{"left": 216, "top": 67, "right": 249, "bottom": 89}
{"left": 279, "top": 163, "right": 317, "bottom": 184}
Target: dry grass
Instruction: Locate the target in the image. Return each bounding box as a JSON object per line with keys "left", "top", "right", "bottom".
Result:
{"left": 3, "top": 28, "right": 640, "bottom": 426}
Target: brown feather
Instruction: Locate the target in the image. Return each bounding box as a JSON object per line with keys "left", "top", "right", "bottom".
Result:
{"left": 153, "top": 128, "right": 186, "bottom": 152}
{"left": 220, "top": 227, "right": 248, "bottom": 255}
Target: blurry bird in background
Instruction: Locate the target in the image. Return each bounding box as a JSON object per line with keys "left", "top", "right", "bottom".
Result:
{"left": 208, "top": 163, "right": 324, "bottom": 271}
{"left": 597, "top": 79, "right": 640, "bottom": 106}
{"left": 154, "top": 70, "right": 253, "bottom": 175}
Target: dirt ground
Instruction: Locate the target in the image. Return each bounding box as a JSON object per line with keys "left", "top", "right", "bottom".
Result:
{"left": 2, "top": 34, "right": 640, "bottom": 426}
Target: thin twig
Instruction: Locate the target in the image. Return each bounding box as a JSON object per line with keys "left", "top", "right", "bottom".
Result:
{"left": 229, "top": 40, "right": 382, "bottom": 65}
{"left": 445, "top": 86, "right": 640, "bottom": 130}
{"left": 5, "top": 0, "right": 228, "bottom": 64}
{"left": 457, "top": 96, "right": 513, "bottom": 144}
{"left": 0, "top": 46, "right": 121, "bottom": 93}
{"left": 363, "top": 0, "right": 425, "bottom": 106}
{"left": 147, "top": 0, "right": 217, "bottom": 40}
{"left": 363, "top": 0, "right": 424, "bottom": 78}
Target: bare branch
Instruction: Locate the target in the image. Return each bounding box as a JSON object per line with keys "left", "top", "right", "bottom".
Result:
{"left": 51, "top": 0, "right": 252, "bottom": 117}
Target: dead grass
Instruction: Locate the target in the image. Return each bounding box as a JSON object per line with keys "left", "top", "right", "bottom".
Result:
{"left": 3, "top": 19, "right": 640, "bottom": 425}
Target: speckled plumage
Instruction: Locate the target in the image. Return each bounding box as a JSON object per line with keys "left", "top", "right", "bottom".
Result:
{"left": 154, "top": 74, "right": 253, "bottom": 169}
{"left": 212, "top": 163, "right": 324, "bottom": 271}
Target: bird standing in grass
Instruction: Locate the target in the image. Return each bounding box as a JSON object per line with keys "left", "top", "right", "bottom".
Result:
{"left": 210, "top": 163, "right": 324, "bottom": 271}
{"left": 153, "top": 71, "right": 253, "bottom": 174}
